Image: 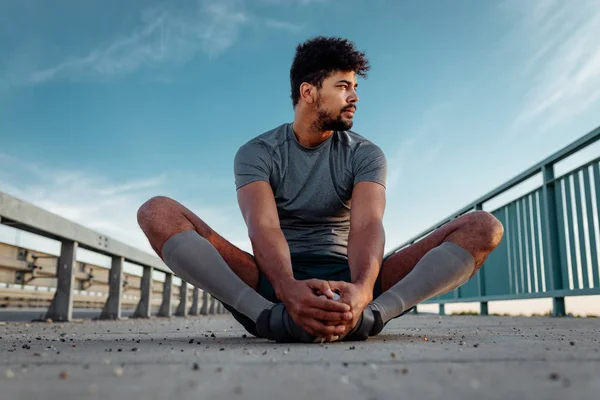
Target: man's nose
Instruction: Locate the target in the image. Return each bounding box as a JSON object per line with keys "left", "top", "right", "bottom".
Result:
{"left": 348, "top": 89, "right": 359, "bottom": 103}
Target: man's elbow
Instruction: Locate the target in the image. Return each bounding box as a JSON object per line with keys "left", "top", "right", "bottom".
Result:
{"left": 248, "top": 223, "right": 281, "bottom": 243}
{"left": 350, "top": 218, "right": 384, "bottom": 234}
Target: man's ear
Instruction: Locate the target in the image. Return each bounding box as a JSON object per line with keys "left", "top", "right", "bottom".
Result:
{"left": 299, "top": 82, "right": 316, "bottom": 104}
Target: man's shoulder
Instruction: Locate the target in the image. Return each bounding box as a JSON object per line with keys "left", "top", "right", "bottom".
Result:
{"left": 240, "top": 123, "right": 291, "bottom": 151}
{"left": 336, "top": 129, "right": 382, "bottom": 151}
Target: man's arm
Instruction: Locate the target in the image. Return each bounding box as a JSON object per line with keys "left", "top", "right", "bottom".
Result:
{"left": 237, "top": 180, "right": 293, "bottom": 295}
{"left": 237, "top": 181, "right": 352, "bottom": 337}
{"left": 330, "top": 181, "right": 386, "bottom": 332}
{"left": 347, "top": 180, "right": 387, "bottom": 292}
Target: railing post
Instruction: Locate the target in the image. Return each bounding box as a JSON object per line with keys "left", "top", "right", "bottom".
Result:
{"left": 473, "top": 203, "right": 489, "bottom": 315}
{"left": 175, "top": 280, "right": 188, "bottom": 317}
{"left": 209, "top": 295, "right": 216, "bottom": 314}
{"left": 133, "top": 266, "right": 153, "bottom": 318}
{"left": 189, "top": 287, "right": 200, "bottom": 315}
{"left": 480, "top": 302, "right": 489, "bottom": 316}
{"left": 439, "top": 304, "right": 445, "bottom": 316}
{"left": 542, "top": 165, "right": 566, "bottom": 316}
{"left": 158, "top": 273, "right": 173, "bottom": 317}
{"left": 45, "top": 240, "right": 77, "bottom": 322}
{"left": 200, "top": 291, "right": 209, "bottom": 315}
{"left": 100, "top": 256, "right": 124, "bottom": 320}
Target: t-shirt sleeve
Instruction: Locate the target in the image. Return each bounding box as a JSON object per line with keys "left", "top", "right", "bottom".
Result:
{"left": 352, "top": 141, "right": 387, "bottom": 188}
{"left": 233, "top": 141, "right": 272, "bottom": 190}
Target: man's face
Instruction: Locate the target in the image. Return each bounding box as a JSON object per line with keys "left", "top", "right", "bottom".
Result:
{"left": 314, "top": 70, "right": 359, "bottom": 131}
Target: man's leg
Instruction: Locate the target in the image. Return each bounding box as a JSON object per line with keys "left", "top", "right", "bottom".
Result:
{"left": 137, "top": 196, "right": 259, "bottom": 286}
{"left": 345, "top": 210, "right": 504, "bottom": 339}
{"left": 137, "top": 196, "right": 276, "bottom": 331}
{"left": 137, "top": 196, "right": 329, "bottom": 343}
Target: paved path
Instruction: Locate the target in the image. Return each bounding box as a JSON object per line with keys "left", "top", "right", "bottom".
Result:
{"left": 1, "top": 314, "right": 599, "bottom": 399}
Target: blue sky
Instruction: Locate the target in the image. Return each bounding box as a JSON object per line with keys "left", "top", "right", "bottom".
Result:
{"left": 1, "top": 0, "right": 600, "bottom": 260}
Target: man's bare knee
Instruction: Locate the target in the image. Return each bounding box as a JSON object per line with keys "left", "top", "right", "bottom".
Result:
{"left": 470, "top": 210, "right": 504, "bottom": 251}
{"left": 137, "top": 196, "right": 178, "bottom": 228}
{"left": 137, "top": 196, "right": 195, "bottom": 253}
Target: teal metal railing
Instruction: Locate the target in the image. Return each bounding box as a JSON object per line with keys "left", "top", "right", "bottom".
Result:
{"left": 384, "top": 125, "right": 600, "bottom": 316}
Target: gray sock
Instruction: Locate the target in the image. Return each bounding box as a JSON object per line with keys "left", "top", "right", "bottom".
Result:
{"left": 369, "top": 241, "right": 475, "bottom": 323}
{"left": 161, "top": 230, "right": 273, "bottom": 322}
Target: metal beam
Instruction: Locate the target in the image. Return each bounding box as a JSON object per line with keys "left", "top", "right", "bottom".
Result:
{"left": 0, "top": 191, "right": 169, "bottom": 273}
{"left": 421, "top": 287, "right": 600, "bottom": 304}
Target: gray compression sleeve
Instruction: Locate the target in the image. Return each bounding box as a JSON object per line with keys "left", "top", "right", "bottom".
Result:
{"left": 369, "top": 241, "right": 475, "bottom": 323}
{"left": 161, "top": 230, "right": 273, "bottom": 322}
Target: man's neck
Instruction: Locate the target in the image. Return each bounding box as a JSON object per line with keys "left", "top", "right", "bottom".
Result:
{"left": 292, "top": 118, "right": 333, "bottom": 148}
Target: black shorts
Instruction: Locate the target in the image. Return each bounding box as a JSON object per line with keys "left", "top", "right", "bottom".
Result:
{"left": 222, "top": 254, "right": 387, "bottom": 338}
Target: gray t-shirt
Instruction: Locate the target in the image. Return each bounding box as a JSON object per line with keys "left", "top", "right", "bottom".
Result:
{"left": 234, "top": 122, "right": 386, "bottom": 262}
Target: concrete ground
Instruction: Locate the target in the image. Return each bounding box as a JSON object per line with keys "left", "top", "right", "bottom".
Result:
{"left": 1, "top": 314, "right": 599, "bottom": 400}
{"left": 0, "top": 307, "right": 160, "bottom": 322}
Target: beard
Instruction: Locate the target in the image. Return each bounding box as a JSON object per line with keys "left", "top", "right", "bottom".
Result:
{"left": 314, "top": 96, "right": 354, "bottom": 131}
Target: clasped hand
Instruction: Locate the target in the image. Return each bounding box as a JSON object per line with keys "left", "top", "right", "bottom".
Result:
{"left": 280, "top": 279, "right": 372, "bottom": 341}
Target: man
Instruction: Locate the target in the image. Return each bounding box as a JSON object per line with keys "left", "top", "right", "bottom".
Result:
{"left": 137, "top": 36, "right": 504, "bottom": 343}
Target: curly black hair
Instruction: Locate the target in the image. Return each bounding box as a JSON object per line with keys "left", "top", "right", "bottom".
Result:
{"left": 290, "top": 36, "right": 370, "bottom": 107}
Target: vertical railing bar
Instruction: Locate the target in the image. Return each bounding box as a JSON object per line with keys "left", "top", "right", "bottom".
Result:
{"left": 565, "top": 175, "right": 579, "bottom": 289}
{"left": 530, "top": 191, "right": 541, "bottom": 293}
{"left": 510, "top": 203, "right": 520, "bottom": 294}
{"left": 591, "top": 163, "right": 600, "bottom": 287}
{"left": 516, "top": 202, "right": 525, "bottom": 294}
{"left": 580, "top": 168, "right": 593, "bottom": 288}
{"left": 505, "top": 207, "right": 513, "bottom": 294}
{"left": 573, "top": 170, "right": 589, "bottom": 289}
{"left": 535, "top": 191, "right": 548, "bottom": 292}
{"left": 523, "top": 196, "right": 533, "bottom": 293}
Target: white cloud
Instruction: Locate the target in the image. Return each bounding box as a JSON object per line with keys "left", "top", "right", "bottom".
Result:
{"left": 24, "top": 0, "right": 303, "bottom": 84}
{"left": 263, "top": 18, "right": 304, "bottom": 32}
{"left": 508, "top": 0, "right": 600, "bottom": 135}
{"left": 0, "top": 153, "right": 252, "bottom": 259}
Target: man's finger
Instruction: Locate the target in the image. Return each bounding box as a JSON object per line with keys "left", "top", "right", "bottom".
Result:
{"left": 307, "top": 295, "right": 351, "bottom": 312}
{"left": 305, "top": 279, "right": 335, "bottom": 299}
{"left": 302, "top": 318, "right": 346, "bottom": 337}
{"left": 327, "top": 280, "right": 351, "bottom": 291}
{"left": 304, "top": 308, "right": 353, "bottom": 322}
